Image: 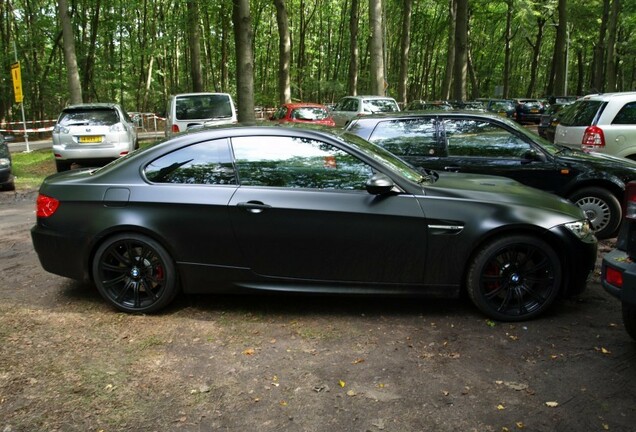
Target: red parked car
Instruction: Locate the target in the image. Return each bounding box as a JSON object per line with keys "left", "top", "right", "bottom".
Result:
{"left": 270, "top": 103, "right": 335, "bottom": 127}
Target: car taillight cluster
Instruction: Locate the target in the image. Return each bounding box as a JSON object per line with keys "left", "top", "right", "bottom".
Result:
{"left": 604, "top": 266, "right": 623, "bottom": 288}
{"left": 36, "top": 194, "right": 60, "bottom": 218}
{"left": 581, "top": 125, "right": 605, "bottom": 150}
{"left": 171, "top": 124, "right": 180, "bottom": 133}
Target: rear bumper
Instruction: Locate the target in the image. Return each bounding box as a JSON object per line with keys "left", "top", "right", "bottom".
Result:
{"left": 31, "top": 224, "right": 90, "bottom": 281}
{"left": 601, "top": 248, "right": 636, "bottom": 306}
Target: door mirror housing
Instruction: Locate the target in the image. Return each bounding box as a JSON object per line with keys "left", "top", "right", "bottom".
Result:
{"left": 366, "top": 173, "right": 396, "bottom": 195}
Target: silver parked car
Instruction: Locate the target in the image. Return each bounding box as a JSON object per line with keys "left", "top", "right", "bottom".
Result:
{"left": 554, "top": 92, "right": 636, "bottom": 159}
{"left": 52, "top": 103, "right": 138, "bottom": 172}
{"left": 330, "top": 95, "right": 400, "bottom": 127}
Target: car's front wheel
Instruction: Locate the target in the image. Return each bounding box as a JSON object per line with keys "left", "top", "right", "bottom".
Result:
{"left": 92, "top": 233, "right": 179, "bottom": 313}
{"left": 622, "top": 302, "right": 636, "bottom": 341}
{"left": 568, "top": 187, "right": 621, "bottom": 240}
{"left": 467, "top": 235, "right": 562, "bottom": 321}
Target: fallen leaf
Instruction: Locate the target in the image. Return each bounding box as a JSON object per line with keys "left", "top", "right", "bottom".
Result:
{"left": 242, "top": 348, "right": 255, "bottom": 356}
{"left": 352, "top": 358, "right": 365, "bottom": 364}
{"left": 339, "top": 380, "right": 346, "bottom": 388}
{"left": 545, "top": 401, "right": 559, "bottom": 408}
{"left": 346, "top": 390, "right": 357, "bottom": 397}
{"left": 602, "top": 424, "right": 609, "bottom": 430}
{"left": 601, "top": 347, "right": 611, "bottom": 355}
{"left": 516, "top": 422, "right": 525, "bottom": 429}
{"left": 497, "top": 404, "right": 506, "bottom": 410}
{"left": 486, "top": 320, "right": 496, "bottom": 328}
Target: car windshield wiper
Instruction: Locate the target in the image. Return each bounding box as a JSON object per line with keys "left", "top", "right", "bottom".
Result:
{"left": 554, "top": 145, "right": 574, "bottom": 155}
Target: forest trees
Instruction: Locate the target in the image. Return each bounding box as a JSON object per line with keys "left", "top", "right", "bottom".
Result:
{"left": 0, "top": 0, "right": 635, "bottom": 124}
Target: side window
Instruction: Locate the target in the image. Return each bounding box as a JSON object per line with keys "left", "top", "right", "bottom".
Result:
{"left": 442, "top": 119, "right": 532, "bottom": 158}
{"left": 232, "top": 136, "right": 373, "bottom": 190}
{"left": 145, "top": 139, "right": 236, "bottom": 185}
{"left": 343, "top": 99, "right": 357, "bottom": 112}
{"left": 368, "top": 118, "right": 442, "bottom": 157}
{"left": 612, "top": 102, "right": 636, "bottom": 125}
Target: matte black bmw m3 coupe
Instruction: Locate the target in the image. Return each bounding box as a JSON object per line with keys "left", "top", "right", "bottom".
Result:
{"left": 31, "top": 125, "right": 597, "bottom": 321}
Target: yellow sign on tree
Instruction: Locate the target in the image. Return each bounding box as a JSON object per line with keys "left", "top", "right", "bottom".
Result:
{"left": 11, "top": 61, "right": 23, "bottom": 103}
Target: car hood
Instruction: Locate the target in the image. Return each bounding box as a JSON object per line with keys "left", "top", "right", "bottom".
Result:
{"left": 558, "top": 148, "right": 636, "bottom": 171}
{"left": 422, "top": 171, "right": 583, "bottom": 219}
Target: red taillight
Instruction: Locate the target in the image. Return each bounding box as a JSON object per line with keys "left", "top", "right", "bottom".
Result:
{"left": 581, "top": 125, "right": 605, "bottom": 149}
{"left": 36, "top": 194, "right": 60, "bottom": 218}
{"left": 625, "top": 182, "right": 636, "bottom": 220}
{"left": 605, "top": 266, "right": 623, "bottom": 288}
{"left": 171, "top": 124, "right": 180, "bottom": 133}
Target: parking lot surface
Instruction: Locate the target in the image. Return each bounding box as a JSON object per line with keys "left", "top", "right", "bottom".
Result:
{"left": 1, "top": 191, "right": 635, "bottom": 431}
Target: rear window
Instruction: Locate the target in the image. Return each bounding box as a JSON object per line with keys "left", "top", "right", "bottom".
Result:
{"left": 176, "top": 94, "right": 233, "bottom": 120}
{"left": 291, "top": 107, "right": 329, "bottom": 121}
{"left": 558, "top": 100, "right": 604, "bottom": 126}
{"left": 362, "top": 99, "right": 399, "bottom": 114}
{"left": 59, "top": 108, "right": 119, "bottom": 126}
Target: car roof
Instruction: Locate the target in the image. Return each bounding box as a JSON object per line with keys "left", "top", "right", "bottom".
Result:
{"left": 283, "top": 103, "right": 329, "bottom": 109}
{"left": 578, "top": 91, "right": 636, "bottom": 101}
{"left": 63, "top": 103, "right": 120, "bottom": 110}
{"left": 348, "top": 110, "right": 506, "bottom": 122}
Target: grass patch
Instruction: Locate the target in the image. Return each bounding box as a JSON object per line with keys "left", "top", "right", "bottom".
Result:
{"left": 12, "top": 149, "right": 55, "bottom": 190}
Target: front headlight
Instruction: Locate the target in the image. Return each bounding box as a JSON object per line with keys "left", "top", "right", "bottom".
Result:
{"left": 0, "top": 157, "right": 10, "bottom": 168}
{"left": 564, "top": 220, "right": 594, "bottom": 239}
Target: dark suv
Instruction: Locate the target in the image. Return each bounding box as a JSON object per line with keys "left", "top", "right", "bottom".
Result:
{"left": 513, "top": 98, "right": 545, "bottom": 124}
{"left": 346, "top": 111, "right": 636, "bottom": 239}
{"left": 602, "top": 182, "right": 636, "bottom": 340}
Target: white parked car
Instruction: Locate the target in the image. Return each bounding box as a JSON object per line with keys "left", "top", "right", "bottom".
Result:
{"left": 554, "top": 92, "right": 636, "bottom": 159}
{"left": 330, "top": 95, "right": 400, "bottom": 127}
{"left": 52, "top": 103, "right": 138, "bottom": 172}
{"left": 165, "top": 92, "right": 237, "bottom": 137}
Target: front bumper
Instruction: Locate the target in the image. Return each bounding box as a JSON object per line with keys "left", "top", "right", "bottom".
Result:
{"left": 601, "top": 248, "right": 636, "bottom": 306}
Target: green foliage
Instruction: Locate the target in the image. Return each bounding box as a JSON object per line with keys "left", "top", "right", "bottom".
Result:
{"left": 0, "top": 0, "right": 634, "bottom": 125}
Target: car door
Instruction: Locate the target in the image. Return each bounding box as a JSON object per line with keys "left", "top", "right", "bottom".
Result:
{"left": 228, "top": 134, "right": 428, "bottom": 284}
{"left": 436, "top": 117, "right": 564, "bottom": 192}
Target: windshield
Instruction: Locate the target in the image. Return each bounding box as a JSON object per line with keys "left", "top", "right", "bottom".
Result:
{"left": 558, "top": 100, "right": 604, "bottom": 126}
{"left": 362, "top": 99, "right": 399, "bottom": 114}
{"left": 59, "top": 108, "right": 119, "bottom": 126}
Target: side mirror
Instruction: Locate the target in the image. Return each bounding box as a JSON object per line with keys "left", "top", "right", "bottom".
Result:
{"left": 366, "top": 173, "right": 395, "bottom": 195}
{"left": 521, "top": 149, "right": 544, "bottom": 163}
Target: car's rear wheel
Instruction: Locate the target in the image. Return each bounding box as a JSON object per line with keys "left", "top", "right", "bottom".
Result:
{"left": 92, "top": 233, "right": 178, "bottom": 313}
{"left": 622, "top": 302, "right": 636, "bottom": 341}
{"left": 467, "top": 235, "right": 562, "bottom": 321}
{"left": 568, "top": 187, "right": 620, "bottom": 240}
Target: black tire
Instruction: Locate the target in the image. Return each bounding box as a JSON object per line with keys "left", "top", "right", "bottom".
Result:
{"left": 622, "top": 302, "right": 636, "bottom": 341}
{"left": 55, "top": 160, "right": 72, "bottom": 172}
{"left": 92, "top": 233, "right": 178, "bottom": 313}
{"left": 467, "top": 235, "right": 562, "bottom": 321}
{"left": 568, "top": 187, "right": 621, "bottom": 240}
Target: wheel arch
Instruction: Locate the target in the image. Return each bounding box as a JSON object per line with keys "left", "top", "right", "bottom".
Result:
{"left": 461, "top": 225, "right": 570, "bottom": 297}
{"left": 86, "top": 224, "right": 180, "bottom": 284}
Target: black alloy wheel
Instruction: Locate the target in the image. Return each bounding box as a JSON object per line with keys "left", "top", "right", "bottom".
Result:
{"left": 92, "top": 233, "right": 178, "bottom": 313}
{"left": 467, "top": 235, "right": 562, "bottom": 321}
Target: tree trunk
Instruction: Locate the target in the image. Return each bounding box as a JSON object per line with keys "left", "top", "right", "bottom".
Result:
{"left": 452, "top": 0, "right": 467, "bottom": 101}
{"left": 441, "top": 0, "right": 456, "bottom": 100}
{"left": 553, "top": 0, "right": 568, "bottom": 96}
{"left": 503, "top": 0, "right": 512, "bottom": 98}
{"left": 398, "top": 0, "right": 412, "bottom": 105}
{"left": 58, "top": 0, "right": 82, "bottom": 104}
{"left": 592, "top": 0, "right": 610, "bottom": 91}
{"left": 187, "top": 0, "right": 204, "bottom": 92}
{"left": 348, "top": 0, "right": 359, "bottom": 96}
{"left": 605, "top": 0, "right": 620, "bottom": 92}
{"left": 524, "top": 17, "right": 545, "bottom": 97}
{"left": 369, "top": 0, "right": 385, "bottom": 95}
{"left": 232, "top": 0, "right": 255, "bottom": 123}
{"left": 274, "top": 0, "right": 291, "bottom": 104}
